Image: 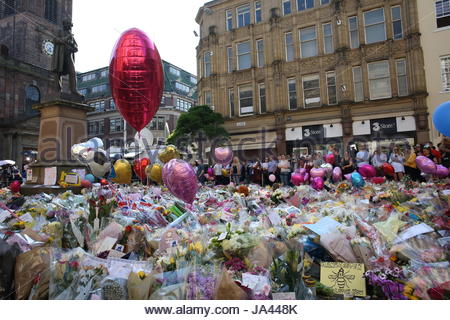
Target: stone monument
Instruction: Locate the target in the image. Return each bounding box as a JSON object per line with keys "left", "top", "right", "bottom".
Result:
{"left": 21, "top": 21, "right": 93, "bottom": 195}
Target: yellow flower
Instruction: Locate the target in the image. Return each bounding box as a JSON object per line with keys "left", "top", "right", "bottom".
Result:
{"left": 169, "top": 257, "right": 175, "bottom": 264}
{"left": 193, "top": 241, "right": 204, "bottom": 254}
{"left": 137, "top": 271, "right": 146, "bottom": 280}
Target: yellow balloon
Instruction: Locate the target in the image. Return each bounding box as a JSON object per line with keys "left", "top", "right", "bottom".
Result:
{"left": 146, "top": 163, "right": 163, "bottom": 184}
{"left": 158, "top": 145, "right": 180, "bottom": 164}
{"left": 111, "top": 159, "right": 132, "bottom": 184}
{"left": 221, "top": 169, "right": 229, "bottom": 177}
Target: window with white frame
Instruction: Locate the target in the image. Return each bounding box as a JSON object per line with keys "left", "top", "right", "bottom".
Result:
{"left": 239, "top": 85, "right": 253, "bottom": 115}
{"left": 190, "top": 76, "right": 197, "bottom": 84}
{"left": 110, "top": 118, "right": 124, "bottom": 133}
{"left": 396, "top": 59, "right": 408, "bottom": 96}
{"left": 436, "top": 0, "right": 450, "bottom": 28}
{"left": 364, "top": 8, "right": 386, "bottom": 44}
{"left": 237, "top": 41, "right": 251, "bottom": 70}
{"left": 157, "top": 117, "right": 165, "bottom": 131}
{"left": 91, "top": 84, "right": 107, "bottom": 93}
{"left": 100, "top": 70, "right": 108, "bottom": 78}
{"left": 204, "top": 91, "right": 212, "bottom": 105}
{"left": 326, "top": 71, "right": 337, "bottom": 105}
{"left": 349, "top": 16, "right": 360, "bottom": 49}
{"left": 258, "top": 83, "right": 266, "bottom": 113}
{"left": 175, "top": 82, "right": 190, "bottom": 93}
{"left": 283, "top": 0, "right": 291, "bottom": 15}
{"left": 203, "top": 52, "right": 211, "bottom": 77}
{"left": 82, "top": 73, "right": 96, "bottom": 82}
{"left": 169, "top": 67, "right": 180, "bottom": 76}
{"left": 288, "top": 78, "right": 297, "bottom": 110}
{"left": 90, "top": 100, "right": 105, "bottom": 112}
{"left": 256, "top": 39, "right": 264, "bottom": 67}
{"left": 352, "top": 66, "right": 364, "bottom": 102}
{"left": 440, "top": 55, "right": 450, "bottom": 91}
{"left": 303, "top": 74, "right": 320, "bottom": 108}
{"left": 237, "top": 4, "right": 250, "bottom": 28}
{"left": 226, "top": 10, "right": 233, "bottom": 31}
{"left": 323, "top": 23, "right": 333, "bottom": 54}
{"left": 285, "top": 32, "right": 294, "bottom": 62}
{"left": 228, "top": 88, "right": 235, "bottom": 117}
{"left": 300, "top": 26, "right": 317, "bottom": 58}
{"left": 391, "top": 6, "right": 403, "bottom": 39}
{"left": 255, "top": 1, "right": 262, "bottom": 23}
{"left": 109, "top": 99, "right": 116, "bottom": 110}
{"left": 88, "top": 120, "right": 104, "bottom": 135}
{"left": 227, "top": 47, "right": 233, "bottom": 72}
{"left": 297, "top": 0, "right": 314, "bottom": 11}
{"left": 368, "top": 60, "right": 391, "bottom": 100}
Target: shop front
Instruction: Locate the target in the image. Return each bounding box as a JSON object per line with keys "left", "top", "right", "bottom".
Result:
{"left": 351, "top": 116, "right": 417, "bottom": 153}
{"left": 285, "top": 122, "right": 344, "bottom": 157}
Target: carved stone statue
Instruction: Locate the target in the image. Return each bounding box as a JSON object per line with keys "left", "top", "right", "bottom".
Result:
{"left": 53, "top": 20, "right": 83, "bottom": 99}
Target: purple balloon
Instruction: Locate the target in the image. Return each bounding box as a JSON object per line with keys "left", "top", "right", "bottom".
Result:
{"left": 359, "top": 164, "right": 377, "bottom": 178}
{"left": 416, "top": 156, "right": 437, "bottom": 174}
{"left": 332, "top": 167, "right": 342, "bottom": 183}
{"left": 310, "top": 168, "right": 326, "bottom": 178}
{"left": 435, "top": 165, "right": 449, "bottom": 178}
{"left": 214, "top": 147, "right": 233, "bottom": 165}
{"left": 344, "top": 173, "right": 353, "bottom": 181}
{"left": 291, "top": 173, "right": 304, "bottom": 186}
{"left": 297, "top": 168, "right": 307, "bottom": 176}
{"left": 163, "top": 159, "right": 198, "bottom": 204}
{"left": 311, "top": 177, "right": 324, "bottom": 191}
{"left": 304, "top": 173, "right": 310, "bottom": 182}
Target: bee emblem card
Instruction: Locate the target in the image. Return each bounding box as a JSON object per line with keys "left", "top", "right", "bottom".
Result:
{"left": 320, "top": 262, "right": 366, "bottom": 297}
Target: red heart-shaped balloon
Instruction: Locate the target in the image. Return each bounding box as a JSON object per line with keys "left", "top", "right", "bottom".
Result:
{"left": 133, "top": 158, "right": 150, "bottom": 181}
{"left": 109, "top": 28, "right": 164, "bottom": 133}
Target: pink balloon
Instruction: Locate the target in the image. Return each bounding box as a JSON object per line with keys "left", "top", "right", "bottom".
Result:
{"left": 359, "top": 164, "right": 377, "bottom": 178}
{"left": 325, "top": 153, "right": 335, "bottom": 165}
{"left": 416, "top": 156, "right": 437, "bottom": 174}
{"left": 214, "top": 147, "right": 233, "bottom": 165}
{"left": 269, "top": 174, "right": 276, "bottom": 182}
{"left": 344, "top": 173, "right": 353, "bottom": 181}
{"left": 297, "top": 168, "right": 307, "bottom": 176}
{"left": 304, "top": 173, "right": 310, "bottom": 182}
{"left": 332, "top": 167, "right": 342, "bottom": 182}
{"left": 310, "top": 168, "right": 326, "bottom": 178}
{"left": 311, "top": 177, "right": 324, "bottom": 191}
{"left": 110, "top": 28, "right": 164, "bottom": 133}
{"left": 291, "top": 173, "right": 304, "bottom": 186}
{"left": 322, "top": 163, "right": 333, "bottom": 174}
{"left": 207, "top": 168, "right": 214, "bottom": 176}
{"left": 434, "top": 165, "right": 449, "bottom": 178}
{"left": 163, "top": 159, "right": 198, "bottom": 204}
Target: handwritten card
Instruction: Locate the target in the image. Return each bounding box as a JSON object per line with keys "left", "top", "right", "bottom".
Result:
{"left": 320, "top": 262, "right": 366, "bottom": 297}
{"left": 26, "top": 169, "right": 33, "bottom": 182}
{"left": 44, "top": 167, "right": 57, "bottom": 186}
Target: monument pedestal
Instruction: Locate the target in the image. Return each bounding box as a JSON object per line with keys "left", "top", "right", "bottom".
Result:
{"left": 22, "top": 100, "right": 93, "bottom": 195}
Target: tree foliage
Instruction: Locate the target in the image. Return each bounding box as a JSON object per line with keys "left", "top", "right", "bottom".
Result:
{"left": 167, "top": 105, "right": 229, "bottom": 145}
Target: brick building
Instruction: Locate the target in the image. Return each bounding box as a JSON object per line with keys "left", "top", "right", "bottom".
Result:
{"left": 0, "top": 0, "right": 73, "bottom": 168}
{"left": 77, "top": 61, "right": 198, "bottom": 152}
{"left": 196, "top": 0, "right": 430, "bottom": 159}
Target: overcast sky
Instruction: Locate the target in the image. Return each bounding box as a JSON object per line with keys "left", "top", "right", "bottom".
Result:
{"left": 72, "top": 0, "right": 206, "bottom": 75}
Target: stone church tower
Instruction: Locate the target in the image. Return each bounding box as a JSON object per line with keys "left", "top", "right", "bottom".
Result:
{"left": 0, "top": 0, "right": 73, "bottom": 168}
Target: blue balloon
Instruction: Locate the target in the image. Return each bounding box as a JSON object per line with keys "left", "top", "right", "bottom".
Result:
{"left": 351, "top": 172, "right": 365, "bottom": 188}
{"left": 433, "top": 101, "right": 450, "bottom": 137}
{"left": 85, "top": 174, "right": 96, "bottom": 183}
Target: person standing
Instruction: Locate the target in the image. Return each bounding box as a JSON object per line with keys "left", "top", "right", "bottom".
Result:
{"left": 340, "top": 151, "right": 354, "bottom": 175}
{"left": 278, "top": 155, "right": 290, "bottom": 186}
{"left": 439, "top": 138, "right": 450, "bottom": 169}
{"left": 213, "top": 162, "right": 223, "bottom": 185}
{"left": 404, "top": 145, "right": 422, "bottom": 181}
{"left": 371, "top": 148, "right": 387, "bottom": 176}
{"left": 356, "top": 144, "right": 370, "bottom": 168}
{"left": 196, "top": 159, "right": 206, "bottom": 184}
{"left": 231, "top": 157, "right": 241, "bottom": 185}
{"left": 252, "top": 161, "right": 263, "bottom": 185}
{"left": 389, "top": 146, "right": 405, "bottom": 181}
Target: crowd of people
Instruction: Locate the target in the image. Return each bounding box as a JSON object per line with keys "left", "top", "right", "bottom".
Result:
{"left": 193, "top": 137, "right": 450, "bottom": 186}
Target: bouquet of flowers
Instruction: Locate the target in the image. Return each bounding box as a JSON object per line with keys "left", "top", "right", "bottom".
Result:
{"left": 365, "top": 267, "right": 407, "bottom": 300}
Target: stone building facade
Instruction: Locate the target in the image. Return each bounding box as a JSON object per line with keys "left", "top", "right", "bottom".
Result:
{"left": 196, "top": 0, "right": 429, "bottom": 159}
{"left": 417, "top": 0, "right": 450, "bottom": 144}
{"left": 0, "top": 0, "right": 73, "bottom": 168}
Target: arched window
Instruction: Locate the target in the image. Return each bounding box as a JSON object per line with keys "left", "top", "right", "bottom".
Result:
{"left": 44, "top": 0, "right": 58, "bottom": 24}
{"left": 25, "top": 86, "right": 40, "bottom": 114}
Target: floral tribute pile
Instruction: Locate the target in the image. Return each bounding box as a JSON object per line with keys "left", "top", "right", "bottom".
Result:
{"left": 0, "top": 179, "right": 449, "bottom": 300}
